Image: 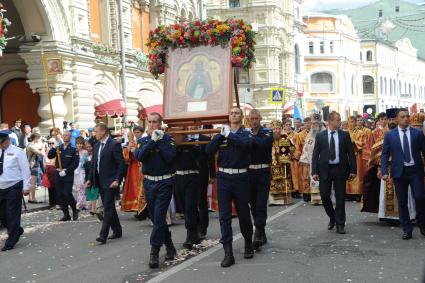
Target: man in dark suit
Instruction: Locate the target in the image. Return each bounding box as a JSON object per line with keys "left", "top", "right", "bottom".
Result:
{"left": 381, "top": 108, "right": 425, "bottom": 240}
{"left": 86, "top": 123, "right": 125, "bottom": 244}
{"left": 312, "top": 111, "right": 356, "bottom": 234}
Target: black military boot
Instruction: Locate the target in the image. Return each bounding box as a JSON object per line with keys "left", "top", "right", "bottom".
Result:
{"left": 59, "top": 209, "right": 71, "bottom": 222}
{"left": 253, "top": 228, "right": 262, "bottom": 249}
{"left": 70, "top": 203, "right": 79, "bottom": 221}
{"left": 149, "top": 245, "right": 160, "bottom": 268}
{"left": 259, "top": 226, "right": 267, "bottom": 245}
{"left": 191, "top": 229, "right": 201, "bottom": 246}
{"left": 244, "top": 237, "right": 254, "bottom": 259}
{"left": 183, "top": 230, "right": 193, "bottom": 249}
{"left": 164, "top": 231, "right": 177, "bottom": 261}
{"left": 221, "top": 242, "right": 235, "bottom": 268}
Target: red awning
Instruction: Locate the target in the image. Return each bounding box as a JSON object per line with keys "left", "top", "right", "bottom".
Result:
{"left": 94, "top": 83, "right": 127, "bottom": 117}
{"left": 137, "top": 89, "right": 163, "bottom": 119}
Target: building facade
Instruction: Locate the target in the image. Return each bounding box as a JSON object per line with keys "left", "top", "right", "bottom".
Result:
{"left": 302, "top": 13, "right": 362, "bottom": 120}
{"left": 206, "top": 0, "right": 298, "bottom": 121}
{"left": 361, "top": 38, "right": 425, "bottom": 113}
{"left": 0, "top": 0, "right": 202, "bottom": 133}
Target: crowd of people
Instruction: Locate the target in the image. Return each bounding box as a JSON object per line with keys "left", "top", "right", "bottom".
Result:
{"left": 0, "top": 107, "right": 424, "bottom": 268}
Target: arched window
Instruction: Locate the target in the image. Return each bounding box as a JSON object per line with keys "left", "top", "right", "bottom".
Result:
{"left": 330, "top": 41, "right": 334, "bottom": 53}
{"left": 294, "top": 44, "right": 300, "bottom": 74}
{"left": 320, "top": 41, "right": 325, "bottom": 54}
{"left": 363, "top": 75, "right": 374, "bottom": 94}
{"left": 360, "top": 52, "right": 362, "bottom": 61}
{"left": 309, "top": 41, "right": 314, "bottom": 54}
{"left": 366, "top": 50, "right": 373, "bottom": 61}
{"left": 351, "top": 76, "right": 355, "bottom": 95}
{"left": 380, "top": 77, "right": 383, "bottom": 94}
{"left": 311, "top": 72, "right": 334, "bottom": 92}
{"left": 390, "top": 79, "right": 393, "bottom": 95}
{"left": 399, "top": 82, "right": 402, "bottom": 95}
{"left": 409, "top": 83, "right": 411, "bottom": 95}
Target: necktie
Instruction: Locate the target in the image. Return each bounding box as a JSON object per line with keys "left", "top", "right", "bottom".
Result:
{"left": 402, "top": 129, "right": 411, "bottom": 163}
{"left": 0, "top": 149, "right": 4, "bottom": 175}
{"left": 97, "top": 143, "right": 105, "bottom": 173}
{"left": 329, "top": 131, "right": 336, "bottom": 161}
{"left": 99, "top": 143, "right": 105, "bottom": 156}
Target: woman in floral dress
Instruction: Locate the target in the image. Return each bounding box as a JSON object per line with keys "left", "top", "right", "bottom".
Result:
{"left": 73, "top": 137, "right": 89, "bottom": 210}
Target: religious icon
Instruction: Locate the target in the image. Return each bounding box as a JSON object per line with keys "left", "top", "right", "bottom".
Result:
{"left": 187, "top": 61, "right": 213, "bottom": 100}
{"left": 163, "top": 45, "right": 232, "bottom": 125}
{"left": 45, "top": 58, "right": 63, "bottom": 75}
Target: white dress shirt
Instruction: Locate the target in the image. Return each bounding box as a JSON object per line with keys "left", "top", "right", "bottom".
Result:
{"left": 0, "top": 145, "right": 31, "bottom": 190}
{"left": 397, "top": 126, "right": 415, "bottom": 166}
{"left": 327, "top": 129, "right": 340, "bottom": 164}
{"left": 97, "top": 135, "right": 109, "bottom": 173}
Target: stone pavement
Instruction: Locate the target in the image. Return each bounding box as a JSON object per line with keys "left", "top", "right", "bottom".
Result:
{"left": 0, "top": 201, "right": 424, "bottom": 283}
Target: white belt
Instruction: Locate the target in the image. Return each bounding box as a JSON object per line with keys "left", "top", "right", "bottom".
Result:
{"left": 218, "top": 168, "right": 247, "bottom": 174}
{"left": 176, "top": 170, "right": 199, "bottom": 175}
{"left": 248, "top": 164, "right": 270, "bottom": 170}
{"left": 144, "top": 174, "right": 175, "bottom": 181}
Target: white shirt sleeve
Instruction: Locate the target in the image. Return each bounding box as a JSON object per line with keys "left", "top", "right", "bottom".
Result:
{"left": 17, "top": 148, "right": 31, "bottom": 191}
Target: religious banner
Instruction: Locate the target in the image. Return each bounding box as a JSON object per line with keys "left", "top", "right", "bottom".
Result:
{"left": 163, "top": 45, "right": 232, "bottom": 123}
{"left": 146, "top": 18, "right": 256, "bottom": 126}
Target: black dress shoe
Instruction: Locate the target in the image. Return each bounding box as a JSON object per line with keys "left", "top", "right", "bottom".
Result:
{"left": 59, "top": 215, "right": 71, "bottom": 222}
{"left": 108, "top": 233, "right": 122, "bottom": 240}
{"left": 72, "top": 210, "right": 79, "bottom": 221}
{"left": 402, "top": 232, "right": 412, "bottom": 240}
{"left": 1, "top": 245, "right": 13, "bottom": 252}
{"left": 328, "top": 220, "right": 335, "bottom": 230}
{"left": 96, "top": 237, "right": 107, "bottom": 244}
{"left": 244, "top": 239, "right": 254, "bottom": 259}
{"left": 336, "top": 225, "right": 346, "bottom": 234}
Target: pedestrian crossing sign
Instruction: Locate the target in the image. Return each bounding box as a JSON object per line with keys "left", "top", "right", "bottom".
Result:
{"left": 270, "top": 88, "right": 285, "bottom": 104}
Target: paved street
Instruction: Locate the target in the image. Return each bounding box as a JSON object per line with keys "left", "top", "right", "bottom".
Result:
{"left": 1, "top": 201, "right": 424, "bottom": 283}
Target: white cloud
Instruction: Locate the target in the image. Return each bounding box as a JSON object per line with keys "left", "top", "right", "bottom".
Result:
{"left": 303, "top": 0, "right": 422, "bottom": 12}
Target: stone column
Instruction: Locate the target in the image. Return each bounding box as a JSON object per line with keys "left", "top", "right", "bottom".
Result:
{"left": 35, "top": 87, "right": 69, "bottom": 131}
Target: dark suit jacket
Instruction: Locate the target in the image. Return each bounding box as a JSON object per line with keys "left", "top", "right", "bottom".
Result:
{"left": 311, "top": 129, "right": 356, "bottom": 180}
{"left": 88, "top": 137, "right": 125, "bottom": 189}
{"left": 381, "top": 127, "right": 425, "bottom": 179}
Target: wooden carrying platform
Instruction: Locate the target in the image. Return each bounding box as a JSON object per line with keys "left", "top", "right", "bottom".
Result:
{"left": 166, "top": 128, "right": 220, "bottom": 145}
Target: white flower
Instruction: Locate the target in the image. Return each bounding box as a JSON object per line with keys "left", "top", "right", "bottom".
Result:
{"left": 4, "top": 18, "right": 11, "bottom": 26}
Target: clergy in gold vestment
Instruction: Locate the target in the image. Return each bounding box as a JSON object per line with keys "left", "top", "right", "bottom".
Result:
{"left": 299, "top": 115, "right": 322, "bottom": 205}
{"left": 346, "top": 117, "right": 371, "bottom": 200}
{"left": 362, "top": 113, "right": 388, "bottom": 213}
{"left": 292, "top": 117, "right": 311, "bottom": 199}
{"left": 270, "top": 120, "right": 294, "bottom": 205}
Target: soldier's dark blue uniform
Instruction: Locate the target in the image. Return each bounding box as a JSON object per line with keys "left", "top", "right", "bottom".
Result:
{"left": 248, "top": 126, "right": 273, "bottom": 247}
{"left": 175, "top": 141, "right": 201, "bottom": 248}
{"left": 47, "top": 144, "right": 79, "bottom": 220}
{"left": 135, "top": 134, "right": 176, "bottom": 248}
{"left": 197, "top": 134, "right": 216, "bottom": 239}
{"left": 206, "top": 127, "right": 253, "bottom": 245}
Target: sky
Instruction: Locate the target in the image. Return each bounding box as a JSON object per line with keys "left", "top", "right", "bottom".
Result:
{"left": 303, "top": 0, "right": 423, "bottom": 11}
